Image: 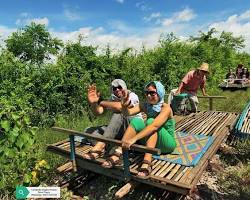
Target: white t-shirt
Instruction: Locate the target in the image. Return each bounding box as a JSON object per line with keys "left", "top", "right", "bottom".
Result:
{"left": 126, "top": 92, "right": 142, "bottom": 121}
{"left": 110, "top": 91, "right": 142, "bottom": 121}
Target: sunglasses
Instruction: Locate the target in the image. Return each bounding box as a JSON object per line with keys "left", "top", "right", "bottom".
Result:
{"left": 145, "top": 90, "right": 157, "bottom": 96}
{"left": 113, "top": 85, "right": 123, "bottom": 91}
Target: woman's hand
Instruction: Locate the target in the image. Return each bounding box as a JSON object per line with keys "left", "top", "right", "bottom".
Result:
{"left": 122, "top": 137, "right": 137, "bottom": 150}
{"left": 87, "top": 84, "right": 100, "bottom": 104}
{"left": 141, "top": 112, "right": 147, "bottom": 121}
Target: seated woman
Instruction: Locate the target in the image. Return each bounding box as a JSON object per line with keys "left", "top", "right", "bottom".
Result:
{"left": 102, "top": 81, "right": 176, "bottom": 179}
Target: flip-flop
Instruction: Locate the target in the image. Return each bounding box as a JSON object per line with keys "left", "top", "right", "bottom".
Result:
{"left": 136, "top": 160, "right": 152, "bottom": 179}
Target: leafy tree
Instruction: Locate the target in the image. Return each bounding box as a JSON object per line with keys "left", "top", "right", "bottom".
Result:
{"left": 6, "top": 22, "right": 63, "bottom": 64}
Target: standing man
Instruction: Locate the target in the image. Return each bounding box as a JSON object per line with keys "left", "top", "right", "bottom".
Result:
{"left": 82, "top": 79, "right": 142, "bottom": 160}
{"left": 175, "top": 62, "right": 209, "bottom": 113}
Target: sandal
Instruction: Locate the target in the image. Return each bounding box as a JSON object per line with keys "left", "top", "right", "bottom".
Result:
{"left": 136, "top": 160, "right": 152, "bottom": 179}
{"left": 82, "top": 149, "right": 104, "bottom": 160}
{"left": 102, "top": 152, "right": 123, "bottom": 169}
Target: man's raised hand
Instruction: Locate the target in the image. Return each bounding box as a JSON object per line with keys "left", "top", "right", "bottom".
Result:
{"left": 87, "top": 84, "right": 100, "bottom": 104}
{"left": 121, "top": 90, "right": 131, "bottom": 108}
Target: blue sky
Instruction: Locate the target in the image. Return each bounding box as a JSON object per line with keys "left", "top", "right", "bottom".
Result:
{"left": 1, "top": 0, "right": 250, "bottom": 52}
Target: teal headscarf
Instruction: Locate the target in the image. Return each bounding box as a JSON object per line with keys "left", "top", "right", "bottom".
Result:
{"left": 145, "top": 81, "right": 165, "bottom": 115}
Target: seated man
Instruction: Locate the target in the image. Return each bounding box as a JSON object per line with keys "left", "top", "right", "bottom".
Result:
{"left": 82, "top": 79, "right": 142, "bottom": 160}
{"left": 175, "top": 62, "right": 209, "bottom": 113}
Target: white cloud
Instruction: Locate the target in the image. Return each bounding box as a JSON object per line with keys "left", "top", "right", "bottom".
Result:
{"left": 209, "top": 9, "right": 250, "bottom": 52}
{"left": 2, "top": 8, "right": 250, "bottom": 54}
{"left": 239, "top": 10, "right": 250, "bottom": 20}
{"left": 64, "top": 8, "right": 82, "bottom": 21}
{"left": 115, "top": 0, "right": 124, "bottom": 4}
{"left": 20, "top": 12, "right": 29, "bottom": 17}
{"left": 135, "top": 1, "right": 150, "bottom": 11}
{"left": 27, "top": 17, "right": 49, "bottom": 26}
{"left": 162, "top": 7, "right": 196, "bottom": 26}
{"left": 0, "top": 26, "right": 16, "bottom": 47}
{"left": 16, "top": 14, "right": 49, "bottom": 26}
{"left": 162, "top": 18, "right": 174, "bottom": 26}
{"left": 107, "top": 20, "right": 134, "bottom": 33}
{"left": 175, "top": 7, "right": 196, "bottom": 22}
{"left": 143, "top": 12, "right": 161, "bottom": 22}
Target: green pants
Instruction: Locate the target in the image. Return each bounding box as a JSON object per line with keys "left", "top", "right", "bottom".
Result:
{"left": 130, "top": 118, "right": 176, "bottom": 153}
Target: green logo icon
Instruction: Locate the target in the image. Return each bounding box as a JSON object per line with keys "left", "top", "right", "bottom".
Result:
{"left": 16, "top": 186, "right": 29, "bottom": 199}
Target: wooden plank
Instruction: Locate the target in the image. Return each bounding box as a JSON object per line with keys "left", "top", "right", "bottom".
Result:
{"left": 151, "top": 161, "right": 167, "bottom": 175}
{"left": 115, "top": 182, "right": 138, "bottom": 199}
{"left": 166, "top": 164, "right": 181, "bottom": 179}
{"left": 158, "top": 163, "right": 176, "bottom": 177}
{"left": 179, "top": 167, "right": 193, "bottom": 183}
{"left": 189, "top": 112, "right": 217, "bottom": 133}
{"left": 203, "top": 113, "right": 228, "bottom": 135}
{"left": 56, "top": 162, "right": 73, "bottom": 173}
{"left": 155, "top": 162, "right": 171, "bottom": 177}
{"left": 185, "top": 112, "right": 212, "bottom": 132}
{"left": 52, "top": 127, "right": 161, "bottom": 155}
{"left": 51, "top": 139, "right": 69, "bottom": 147}
{"left": 174, "top": 167, "right": 189, "bottom": 182}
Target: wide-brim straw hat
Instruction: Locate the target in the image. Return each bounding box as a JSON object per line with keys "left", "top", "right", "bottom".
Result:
{"left": 198, "top": 62, "right": 209, "bottom": 73}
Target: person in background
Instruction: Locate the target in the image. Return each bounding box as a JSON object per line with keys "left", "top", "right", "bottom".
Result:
{"left": 174, "top": 62, "right": 209, "bottom": 113}
{"left": 101, "top": 81, "right": 176, "bottom": 179}
{"left": 226, "top": 68, "right": 236, "bottom": 79}
{"left": 236, "top": 64, "right": 244, "bottom": 79}
{"left": 242, "top": 67, "right": 250, "bottom": 83}
{"left": 82, "top": 79, "right": 142, "bottom": 160}
{"left": 226, "top": 68, "right": 236, "bottom": 84}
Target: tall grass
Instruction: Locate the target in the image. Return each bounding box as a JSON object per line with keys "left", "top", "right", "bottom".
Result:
{"left": 198, "top": 89, "right": 250, "bottom": 112}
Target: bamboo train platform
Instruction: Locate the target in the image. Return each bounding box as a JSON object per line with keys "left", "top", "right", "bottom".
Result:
{"left": 219, "top": 79, "right": 250, "bottom": 90}
{"left": 234, "top": 101, "right": 250, "bottom": 138}
{"left": 47, "top": 111, "right": 239, "bottom": 196}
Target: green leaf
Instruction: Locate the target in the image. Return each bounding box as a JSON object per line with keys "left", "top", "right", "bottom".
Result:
{"left": 30, "top": 127, "right": 37, "bottom": 136}
{"left": 8, "top": 134, "right": 17, "bottom": 143}
{"left": 4, "top": 148, "right": 16, "bottom": 158}
{"left": 23, "top": 116, "right": 30, "bottom": 125}
{"left": 23, "top": 173, "right": 31, "bottom": 184}
{"left": 1, "top": 120, "right": 10, "bottom": 132}
{"left": 11, "top": 113, "right": 20, "bottom": 121}
{"left": 16, "top": 138, "right": 24, "bottom": 149}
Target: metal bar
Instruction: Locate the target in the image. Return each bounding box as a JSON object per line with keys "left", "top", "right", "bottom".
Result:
{"left": 122, "top": 148, "right": 131, "bottom": 182}
{"left": 197, "top": 96, "right": 226, "bottom": 99}
{"left": 69, "top": 135, "right": 77, "bottom": 172}
{"left": 52, "top": 127, "right": 161, "bottom": 155}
